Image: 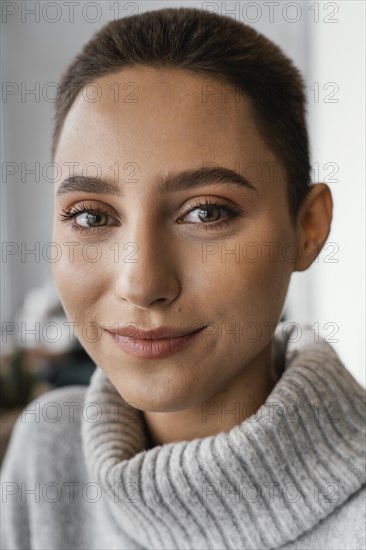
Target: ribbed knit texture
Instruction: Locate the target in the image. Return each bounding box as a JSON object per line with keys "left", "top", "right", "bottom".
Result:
{"left": 81, "top": 325, "right": 366, "bottom": 550}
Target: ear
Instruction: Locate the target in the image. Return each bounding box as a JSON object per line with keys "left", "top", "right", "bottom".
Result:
{"left": 293, "top": 183, "right": 333, "bottom": 272}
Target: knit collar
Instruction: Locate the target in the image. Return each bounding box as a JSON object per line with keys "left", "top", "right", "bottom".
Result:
{"left": 81, "top": 323, "right": 366, "bottom": 549}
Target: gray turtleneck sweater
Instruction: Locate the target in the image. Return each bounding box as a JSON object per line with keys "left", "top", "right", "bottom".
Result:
{"left": 1, "top": 323, "right": 365, "bottom": 549}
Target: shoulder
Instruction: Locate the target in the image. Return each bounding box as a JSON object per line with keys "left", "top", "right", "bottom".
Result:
{"left": 1, "top": 385, "right": 88, "bottom": 477}
{"left": 0, "top": 385, "right": 96, "bottom": 550}
{"left": 281, "top": 484, "right": 366, "bottom": 549}
{"left": 327, "top": 486, "right": 366, "bottom": 548}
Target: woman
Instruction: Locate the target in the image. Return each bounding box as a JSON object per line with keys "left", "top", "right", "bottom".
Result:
{"left": 1, "top": 7, "right": 365, "bottom": 550}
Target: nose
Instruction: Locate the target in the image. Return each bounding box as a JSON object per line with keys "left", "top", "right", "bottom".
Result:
{"left": 113, "top": 220, "right": 181, "bottom": 309}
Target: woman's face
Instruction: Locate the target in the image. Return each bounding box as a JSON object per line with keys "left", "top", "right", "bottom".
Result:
{"left": 52, "top": 67, "right": 296, "bottom": 412}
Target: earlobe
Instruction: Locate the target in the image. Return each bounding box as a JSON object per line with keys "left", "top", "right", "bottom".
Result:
{"left": 293, "top": 183, "right": 333, "bottom": 272}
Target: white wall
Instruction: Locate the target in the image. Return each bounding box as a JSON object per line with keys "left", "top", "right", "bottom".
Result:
{"left": 1, "top": 1, "right": 364, "bottom": 385}
{"left": 285, "top": 0, "right": 365, "bottom": 386}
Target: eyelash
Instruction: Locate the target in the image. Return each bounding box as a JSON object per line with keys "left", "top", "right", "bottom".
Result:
{"left": 58, "top": 199, "right": 243, "bottom": 233}
{"left": 58, "top": 203, "right": 114, "bottom": 233}
{"left": 179, "top": 198, "right": 243, "bottom": 231}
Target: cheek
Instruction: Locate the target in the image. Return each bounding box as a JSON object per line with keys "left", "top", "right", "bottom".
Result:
{"left": 205, "top": 237, "right": 293, "bottom": 325}
{"left": 51, "top": 240, "right": 109, "bottom": 324}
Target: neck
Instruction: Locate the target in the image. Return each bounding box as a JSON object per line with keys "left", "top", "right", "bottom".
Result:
{"left": 143, "top": 340, "right": 277, "bottom": 446}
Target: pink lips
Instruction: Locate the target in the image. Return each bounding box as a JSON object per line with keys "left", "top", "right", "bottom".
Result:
{"left": 105, "top": 325, "right": 206, "bottom": 359}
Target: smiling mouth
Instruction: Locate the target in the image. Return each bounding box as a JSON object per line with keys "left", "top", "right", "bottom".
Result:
{"left": 105, "top": 326, "right": 207, "bottom": 359}
{"left": 106, "top": 324, "right": 208, "bottom": 340}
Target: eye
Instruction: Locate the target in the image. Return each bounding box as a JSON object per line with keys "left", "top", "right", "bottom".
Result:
{"left": 58, "top": 203, "right": 119, "bottom": 232}
{"left": 178, "top": 198, "right": 243, "bottom": 231}
{"left": 75, "top": 211, "right": 109, "bottom": 228}
{"left": 184, "top": 205, "right": 222, "bottom": 223}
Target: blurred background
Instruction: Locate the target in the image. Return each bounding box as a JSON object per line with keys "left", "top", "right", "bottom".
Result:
{"left": 1, "top": 1, "right": 365, "bottom": 460}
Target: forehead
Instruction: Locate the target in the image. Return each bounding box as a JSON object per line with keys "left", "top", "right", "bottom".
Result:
{"left": 55, "top": 66, "right": 283, "bottom": 197}
{"left": 57, "top": 66, "right": 265, "bottom": 153}
{"left": 64, "top": 66, "right": 251, "bottom": 124}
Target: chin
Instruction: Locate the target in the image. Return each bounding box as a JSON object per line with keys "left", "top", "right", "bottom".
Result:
{"left": 113, "top": 377, "right": 201, "bottom": 413}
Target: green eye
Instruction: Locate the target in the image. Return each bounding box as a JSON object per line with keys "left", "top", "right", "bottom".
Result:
{"left": 75, "top": 212, "right": 109, "bottom": 228}
{"left": 178, "top": 198, "right": 243, "bottom": 231}
{"left": 184, "top": 205, "right": 223, "bottom": 223}
{"left": 58, "top": 204, "right": 119, "bottom": 233}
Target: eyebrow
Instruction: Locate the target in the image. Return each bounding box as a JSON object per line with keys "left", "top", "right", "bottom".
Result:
{"left": 56, "top": 166, "right": 257, "bottom": 197}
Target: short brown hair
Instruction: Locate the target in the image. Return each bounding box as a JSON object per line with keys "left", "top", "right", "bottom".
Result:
{"left": 52, "top": 7, "right": 311, "bottom": 223}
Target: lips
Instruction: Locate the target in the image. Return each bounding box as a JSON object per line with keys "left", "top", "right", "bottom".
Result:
{"left": 104, "top": 324, "right": 207, "bottom": 359}
{"left": 106, "top": 325, "right": 207, "bottom": 340}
